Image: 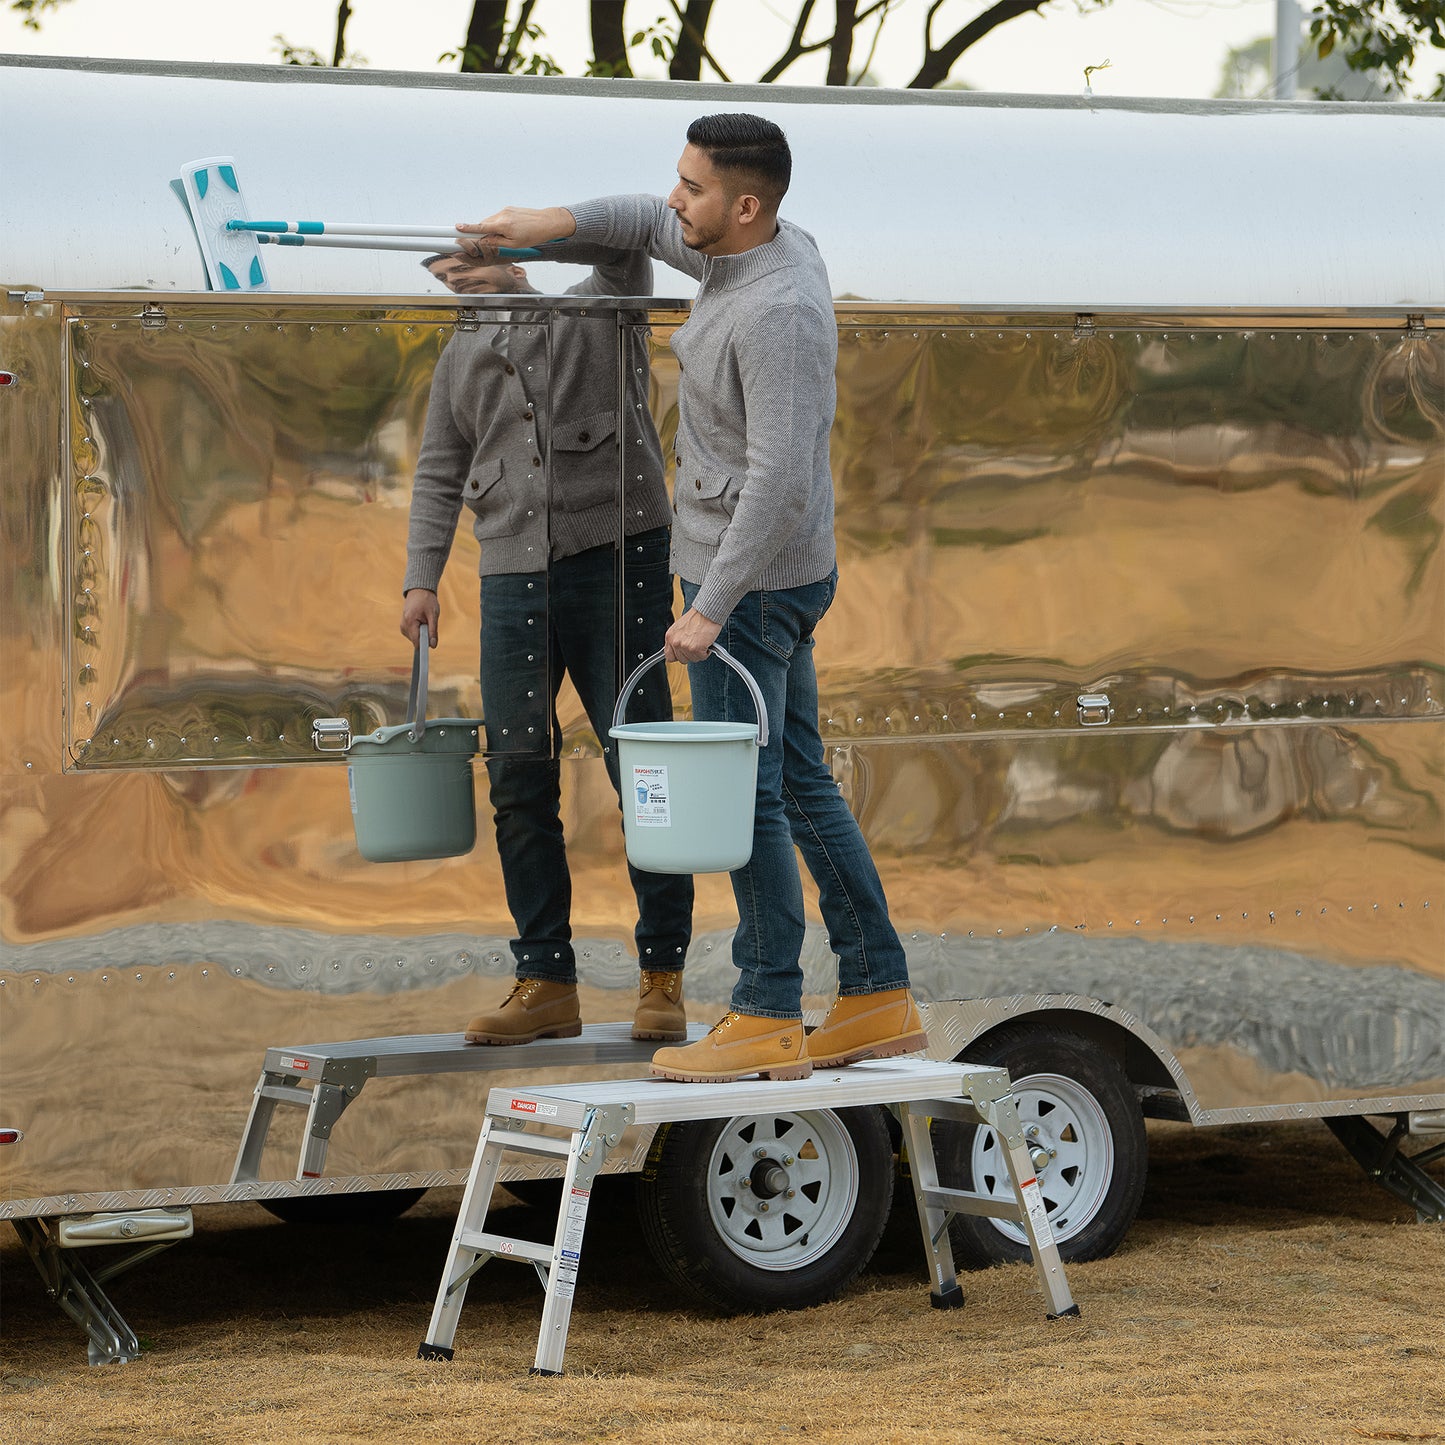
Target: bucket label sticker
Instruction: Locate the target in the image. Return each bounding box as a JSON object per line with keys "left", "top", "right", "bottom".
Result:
{"left": 632, "top": 765, "right": 671, "bottom": 828}
{"left": 347, "top": 767, "right": 358, "bottom": 815}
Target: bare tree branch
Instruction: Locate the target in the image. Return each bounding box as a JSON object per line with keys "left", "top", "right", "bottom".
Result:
{"left": 459, "top": 0, "right": 508, "bottom": 72}
{"left": 827, "top": 0, "right": 858, "bottom": 86}
{"left": 669, "top": 0, "right": 719, "bottom": 80}
{"left": 590, "top": 0, "right": 632, "bottom": 77}
{"left": 908, "top": 0, "right": 1047, "bottom": 89}
{"left": 758, "top": 0, "right": 818, "bottom": 83}
{"left": 500, "top": 0, "right": 538, "bottom": 73}
{"left": 331, "top": 0, "right": 353, "bottom": 69}
{"left": 758, "top": 0, "right": 891, "bottom": 84}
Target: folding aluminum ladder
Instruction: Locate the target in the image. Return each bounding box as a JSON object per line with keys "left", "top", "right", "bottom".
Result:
{"left": 419, "top": 1056, "right": 1079, "bottom": 1376}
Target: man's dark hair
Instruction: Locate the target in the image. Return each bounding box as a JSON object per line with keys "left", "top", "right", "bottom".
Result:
{"left": 420, "top": 253, "right": 449, "bottom": 271}
{"left": 686, "top": 112, "right": 791, "bottom": 207}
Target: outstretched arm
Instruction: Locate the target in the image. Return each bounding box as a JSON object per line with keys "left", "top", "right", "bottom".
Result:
{"left": 459, "top": 196, "right": 703, "bottom": 281}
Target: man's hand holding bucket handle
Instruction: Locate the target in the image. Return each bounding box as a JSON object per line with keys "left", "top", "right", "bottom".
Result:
{"left": 665, "top": 607, "right": 722, "bottom": 664}
{"left": 401, "top": 589, "right": 440, "bottom": 648}
{"left": 455, "top": 206, "right": 577, "bottom": 258}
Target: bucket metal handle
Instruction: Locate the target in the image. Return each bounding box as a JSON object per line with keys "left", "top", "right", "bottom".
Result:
{"left": 612, "top": 644, "right": 769, "bottom": 748}
{"left": 406, "top": 622, "right": 430, "bottom": 743}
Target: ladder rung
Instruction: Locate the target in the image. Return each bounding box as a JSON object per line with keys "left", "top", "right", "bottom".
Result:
{"left": 921, "top": 1185, "right": 1021, "bottom": 1222}
{"left": 485, "top": 1131, "right": 574, "bottom": 1159}
{"left": 459, "top": 1230, "right": 554, "bottom": 1265}
{"left": 255, "top": 1084, "right": 311, "bottom": 1106}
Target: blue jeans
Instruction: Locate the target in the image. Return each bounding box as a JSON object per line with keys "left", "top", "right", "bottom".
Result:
{"left": 481, "top": 529, "right": 693, "bottom": 982}
{"left": 682, "top": 571, "right": 909, "bottom": 1019}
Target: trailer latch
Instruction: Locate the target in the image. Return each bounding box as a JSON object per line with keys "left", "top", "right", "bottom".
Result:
{"left": 1073, "top": 313, "right": 1096, "bottom": 339}
{"left": 1077, "top": 693, "right": 1113, "bottom": 726}
{"left": 140, "top": 303, "right": 167, "bottom": 330}
{"left": 455, "top": 307, "right": 482, "bottom": 332}
{"left": 312, "top": 717, "right": 352, "bottom": 752}
{"left": 1406, "top": 314, "right": 1425, "bottom": 338}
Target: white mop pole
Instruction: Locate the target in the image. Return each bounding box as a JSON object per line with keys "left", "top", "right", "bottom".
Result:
{"left": 230, "top": 220, "right": 470, "bottom": 239}
{"left": 256, "top": 233, "right": 468, "bottom": 253}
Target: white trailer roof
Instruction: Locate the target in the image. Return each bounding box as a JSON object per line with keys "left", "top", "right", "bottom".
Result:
{"left": 2, "top": 56, "right": 1441, "bottom": 308}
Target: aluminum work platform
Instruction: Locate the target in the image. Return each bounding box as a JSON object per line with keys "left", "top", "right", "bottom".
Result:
{"left": 231, "top": 1023, "right": 707, "bottom": 1185}
{"left": 419, "top": 1057, "right": 1080, "bottom": 1376}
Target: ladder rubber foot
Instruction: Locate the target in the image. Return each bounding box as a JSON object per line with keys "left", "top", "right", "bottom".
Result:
{"left": 528, "top": 1366, "right": 564, "bottom": 1377}
{"left": 930, "top": 1285, "right": 966, "bottom": 1310}
{"left": 1047, "top": 1304, "right": 1083, "bottom": 1320}
{"left": 417, "top": 1342, "right": 455, "bottom": 1361}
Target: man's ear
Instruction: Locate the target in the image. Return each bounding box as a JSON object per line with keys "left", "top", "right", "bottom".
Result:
{"left": 736, "top": 193, "right": 763, "bottom": 226}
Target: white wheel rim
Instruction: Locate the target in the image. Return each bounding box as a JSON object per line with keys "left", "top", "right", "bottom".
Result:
{"left": 969, "top": 1071, "right": 1115, "bottom": 1247}
{"left": 704, "top": 1110, "right": 860, "bottom": 1271}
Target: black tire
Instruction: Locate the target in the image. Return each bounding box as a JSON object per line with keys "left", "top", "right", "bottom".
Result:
{"left": 636, "top": 1105, "right": 893, "bottom": 1313}
{"left": 933, "top": 1023, "right": 1147, "bottom": 1266}
{"left": 259, "top": 1187, "right": 428, "bottom": 1225}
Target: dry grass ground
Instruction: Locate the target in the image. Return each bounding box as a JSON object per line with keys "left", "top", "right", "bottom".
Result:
{"left": 3, "top": 1119, "right": 1442, "bottom": 1445}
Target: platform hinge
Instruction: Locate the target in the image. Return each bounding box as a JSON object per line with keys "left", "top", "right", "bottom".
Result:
{"left": 1073, "top": 312, "right": 1096, "bottom": 339}
{"left": 140, "top": 303, "right": 168, "bottom": 330}
{"left": 1405, "top": 314, "right": 1425, "bottom": 338}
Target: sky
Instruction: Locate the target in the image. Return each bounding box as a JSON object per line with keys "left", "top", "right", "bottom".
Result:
{"left": 0, "top": 0, "right": 1347, "bottom": 99}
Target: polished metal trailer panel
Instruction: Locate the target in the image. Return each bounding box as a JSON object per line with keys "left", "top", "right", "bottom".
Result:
{"left": 2, "top": 62, "right": 1442, "bottom": 1223}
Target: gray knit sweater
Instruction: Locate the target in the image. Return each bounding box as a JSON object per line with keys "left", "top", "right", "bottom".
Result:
{"left": 562, "top": 197, "right": 838, "bottom": 623}
{"left": 403, "top": 249, "right": 669, "bottom": 591}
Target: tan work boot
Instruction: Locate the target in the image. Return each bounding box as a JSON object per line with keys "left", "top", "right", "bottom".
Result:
{"left": 463, "top": 978, "right": 582, "bottom": 1045}
{"left": 632, "top": 969, "right": 687, "bottom": 1042}
{"left": 651, "top": 1012, "right": 812, "bottom": 1083}
{"left": 805, "top": 987, "right": 929, "bottom": 1067}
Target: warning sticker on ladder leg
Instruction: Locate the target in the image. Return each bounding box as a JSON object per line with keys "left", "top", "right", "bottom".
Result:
{"left": 1019, "top": 1177, "right": 1054, "bottom": 1249}
{"left": 631, "top": 766, "right": 670, "bottom": 827}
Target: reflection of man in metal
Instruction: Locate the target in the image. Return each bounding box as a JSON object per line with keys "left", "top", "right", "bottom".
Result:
{"left": 401, "top": 251, "right": 693, "bottom": 1045}
{"left": 460, "top": 114, "right": 925, "bottom": 1082}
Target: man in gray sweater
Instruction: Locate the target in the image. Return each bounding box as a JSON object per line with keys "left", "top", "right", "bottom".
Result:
{"left": 460, "top": 114, "right": 925, "bottom": 1082}
{"left": 401, "top": 250, "right": 693, "bottom": 1046}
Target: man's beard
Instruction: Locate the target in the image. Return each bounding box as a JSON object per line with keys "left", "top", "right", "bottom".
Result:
{"left": 682, "top": 218, "right": 726, "bottom": 252}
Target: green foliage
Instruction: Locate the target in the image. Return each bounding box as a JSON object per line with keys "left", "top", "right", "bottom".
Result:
{"left": 1306, "top": 0, "right": 1445, "bottom": 100}
{"left": 9, "top": 0, "right": 69, "bottom": 28}
{"left": 272, "top": 34, "right": 366, "bottom": 69}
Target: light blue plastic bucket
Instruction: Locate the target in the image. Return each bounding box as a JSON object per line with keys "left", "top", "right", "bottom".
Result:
{"left": 608, "top": 645, "right": 768, "bottom": 875}
{"left": 313, "top": 625, "right": 482, "bottom": 863}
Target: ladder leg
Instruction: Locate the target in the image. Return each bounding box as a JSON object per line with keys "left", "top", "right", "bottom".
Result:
{"left": 531, "top": 1106, "right": 623, "bottom": 1376}
{"left": 298, "top": 1082, "right": 356, "bottom": 1179}
{"left": 894, "top": 1103, "right": 965, "bottom": 1310}
{"left": 979, "top": 1092, "right": 1080, "bottom": 1319}
{"left": 419, "top": 1118, "right": 509, "bottom": 1359}
{"left": 230, "top": 1072, "right": 283, "bottom": 1184}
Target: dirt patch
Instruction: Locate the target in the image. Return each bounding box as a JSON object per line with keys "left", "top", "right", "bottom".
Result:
{"left": 4, "top": 1118, "right": 1443, "bottom": 1444}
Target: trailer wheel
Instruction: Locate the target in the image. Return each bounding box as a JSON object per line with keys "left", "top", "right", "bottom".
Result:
{"left": 933, "top": 1024, "right": 1146, "bottom": 1266}
{"left": 636, "top": 1105, "right": 893, "bottom": 1312}
{"left": 259, "top": 1187, "right": 427, "bottom": 1225}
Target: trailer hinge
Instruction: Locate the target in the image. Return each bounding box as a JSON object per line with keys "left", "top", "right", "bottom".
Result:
{"left": 1405, "top": 314, "right": 1425, "bottom": 338}
{"left": 7, "top": 289, "right": 44, "bottom": 304}
{"left": 140, "top": 303, "right": 168, "bottom": 330}
{"left": 1073, "top": 312, "right": 1096, "bottom": 340}
{"left": 455, "top": 307, "right": 482, "bottom": 332}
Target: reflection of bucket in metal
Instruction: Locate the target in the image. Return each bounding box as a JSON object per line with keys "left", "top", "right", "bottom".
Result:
{"left": 314, "top": 625, "right": 482, "bottom": 863}
{"left": 608, "top": 646, "right": 768, "bottom": 875}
